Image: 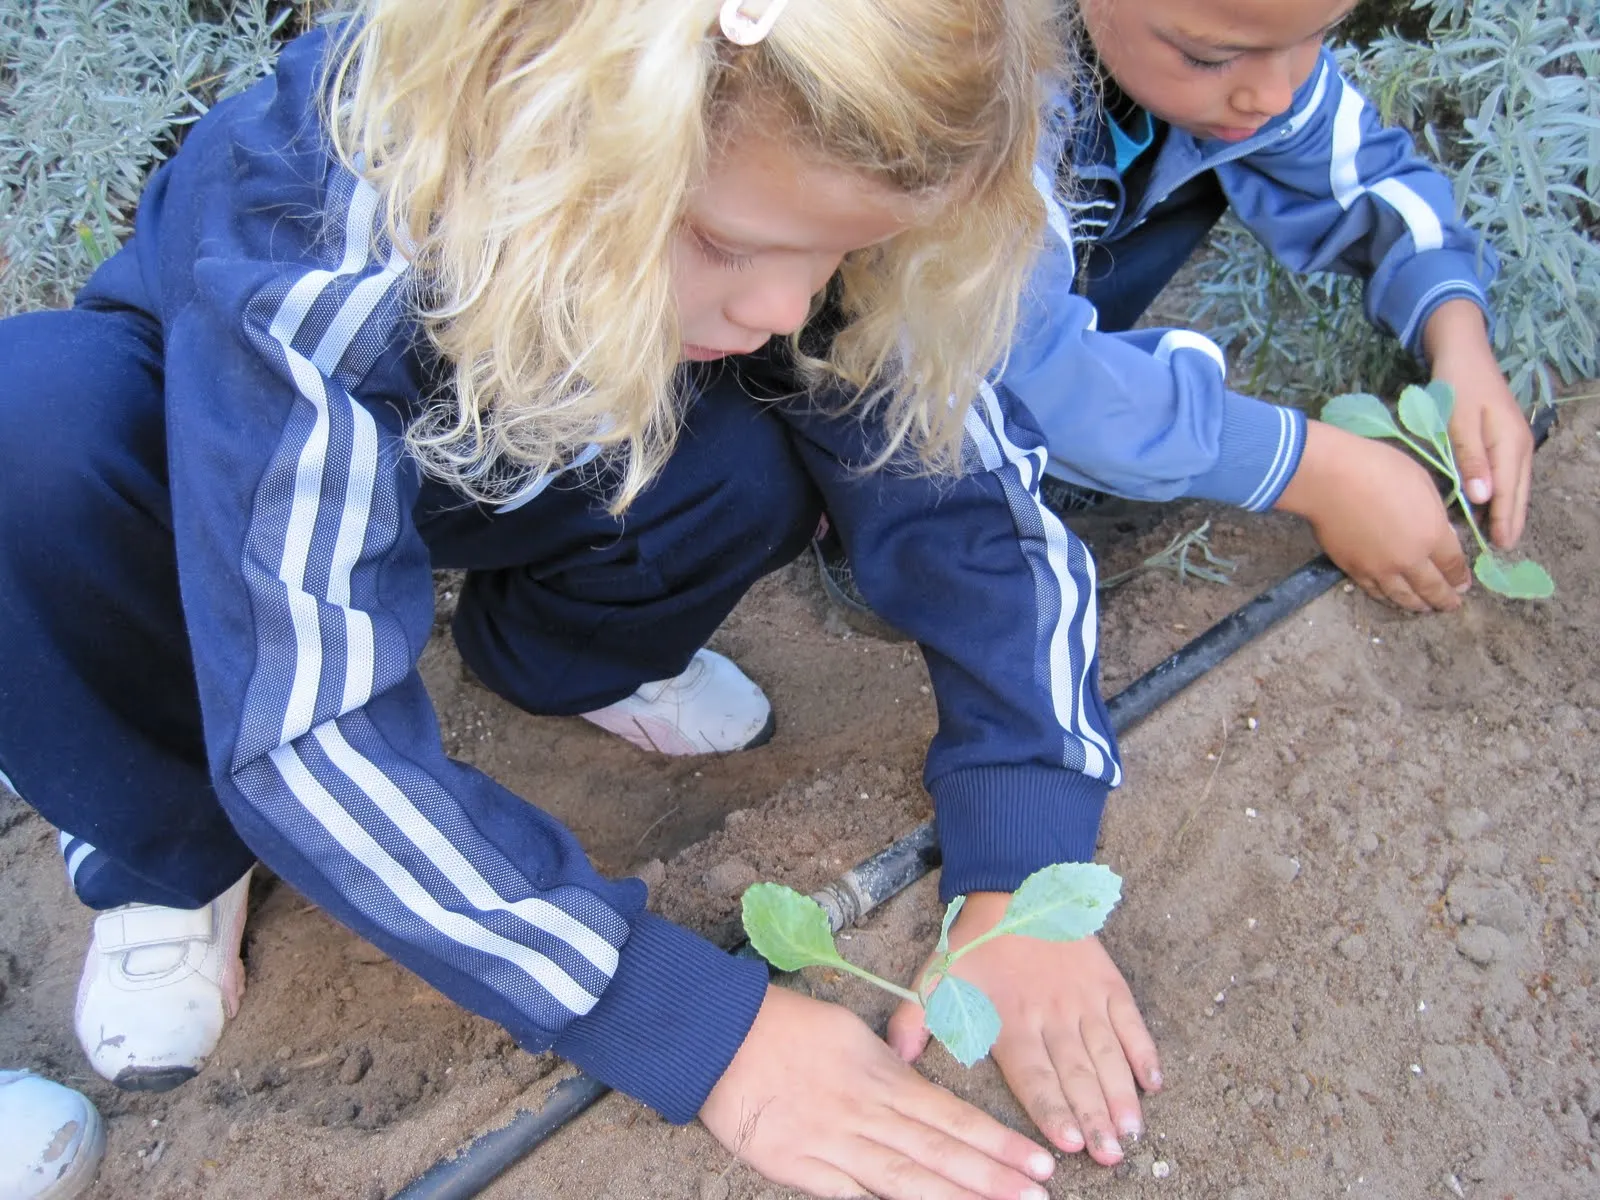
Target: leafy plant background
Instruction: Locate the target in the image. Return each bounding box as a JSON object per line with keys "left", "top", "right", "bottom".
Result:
{"left": 1196, "top": 0, "right": 1600, "bottom": 411}
{"left": 1, "top": 1, "right": 304, "bottom": 314}
{"left": 4, "top": 0, "right": 1596, "bottom": 410}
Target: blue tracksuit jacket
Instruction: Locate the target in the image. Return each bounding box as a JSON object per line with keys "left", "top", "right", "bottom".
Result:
{"left": 116, "top": 29, "right": 1120, "bottom": 1123}
{"left": 1009, "top": 50, "right": 1498, "bottom": 509}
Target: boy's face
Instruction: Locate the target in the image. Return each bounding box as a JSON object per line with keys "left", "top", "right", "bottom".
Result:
{"left": 1082, "top": 0, "right": 1359, "bottom": 142}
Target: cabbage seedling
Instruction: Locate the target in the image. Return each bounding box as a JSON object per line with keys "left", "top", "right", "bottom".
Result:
{"left": 741, "top": 862, "right": 1122, "bottom": 1067}
{"left": 1321, "top": 382, "right": 1553, "bottom": 599}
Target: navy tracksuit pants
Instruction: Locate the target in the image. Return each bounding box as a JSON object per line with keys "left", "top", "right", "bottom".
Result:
{"left": 0, "top": 270, "right": 821, "bottom": 912}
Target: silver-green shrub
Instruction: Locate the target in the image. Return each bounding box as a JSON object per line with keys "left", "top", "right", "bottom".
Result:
{"left": 1195, "top": 0, "right": 1600, "bottom": 409}
{"left": 1, "top": 1, "right": 291, "bottom": 314}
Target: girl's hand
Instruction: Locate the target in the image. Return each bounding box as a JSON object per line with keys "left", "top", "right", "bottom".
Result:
{"left": 701, "top": 984, "right": 1057, "bottom": 1200}
{"left": 886, "top": 893, "right": 1161, "bottom": 1169}
{"left": 1276, "top": 421, "right": 1469, "bottom": 612}
{"left": 1423, "top": 297, "right": 1534, "bottom": 550}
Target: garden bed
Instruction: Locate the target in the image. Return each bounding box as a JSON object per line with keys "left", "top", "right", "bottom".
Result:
{"left": 2, "top": 396, "right": 1595, "bottom": 1200}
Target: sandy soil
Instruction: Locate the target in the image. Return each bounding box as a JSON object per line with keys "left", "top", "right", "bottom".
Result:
{"left": 1, "top": 401, "right": 1595, "bottom": 1200}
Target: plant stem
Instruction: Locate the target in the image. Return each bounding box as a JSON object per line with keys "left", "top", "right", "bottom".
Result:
{"left": 1393, "top": 429, "right": 1451, "bottom": 477}
{"left": 1447, "top": 485, "right": 1494, "bottom": 557}
{"left": 830, "top": 958, "right": 921, "bottom": 1005}
{"left": 945, "top": 924, "right": 1012, "bottom": 966}
{"left": 1434, "top": 430, "right": 1496, "bottom": 557}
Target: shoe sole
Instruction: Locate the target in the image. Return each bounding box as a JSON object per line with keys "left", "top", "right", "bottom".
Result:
{"left": 37, "top": 1098, "right": 105, "bottom": 1200}
{"left": 744, "top": 707, "right": 777, "bottom": 751}
{"left": 111, "top": 1065, "right": 198, "bottom": 1093}
{"left": 811, "top": 540, "right": 910, "bottom": 644}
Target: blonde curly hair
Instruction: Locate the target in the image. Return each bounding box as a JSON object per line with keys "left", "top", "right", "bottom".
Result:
{"left": 329, "top": 0, "right": 1064, "bottom": 508}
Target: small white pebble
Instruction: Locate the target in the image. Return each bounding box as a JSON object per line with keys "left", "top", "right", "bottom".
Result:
{"left": 1152, "top": 1160, "right": 1172, "bottom": 1179}
{"left": 150, "top": 1119, "right": 161, "bottom": 1128}
{"left": 1247, "top": 918, "right": 1258, "bottom": 929}
{"left": 1245, "top": 807, "right": 1258, "bottom": 818}
{"left": 858, "top": 792, "right": 869, "bottom": 800}
{"left": 1372, "top": 636, "right": 1382, "bottom": 645}
{"left": 1410, "top": 1063, "right": 1423, "bottom": 1075}
{"left": 1418, "top": 1000, "right": 1427, "bottom": 1012}
{"left": 1246, "top": 716, "right": 1258, "bottom": 730}
{"left": 1342, "top": 582, "right": 1355, "bottom": 593}
{"left": 694, "top": 770, "right": 703, "bottom": 777}
{"left": 1214, "top": 991, "right": 1227, "bottom": 1004}
{"left": 1206, "top": 752, "right": 1218, "bottom": 761}
{"left": 919, "top": 685, "right": 930, "bottom": 694}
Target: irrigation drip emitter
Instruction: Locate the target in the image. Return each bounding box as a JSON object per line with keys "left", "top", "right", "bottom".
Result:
{"left": 391, "top": 404, "right": 1557, "bottom": 1200}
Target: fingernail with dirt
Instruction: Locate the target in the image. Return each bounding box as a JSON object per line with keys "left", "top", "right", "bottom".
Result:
{"left": 1119, "top": 1116, "right": 1142, "bottom": 1141}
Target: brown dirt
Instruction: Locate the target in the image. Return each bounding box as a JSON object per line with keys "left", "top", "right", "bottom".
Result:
{"left": 2, "top": 402, "right": 1596, "bottom": 1200}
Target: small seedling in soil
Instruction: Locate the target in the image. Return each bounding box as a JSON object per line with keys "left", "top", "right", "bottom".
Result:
{"left": 1101, "top": 518, "right": 1237, "bottom": 591}
{"left": 1321, "top": 382, "right": 1553, "bottom": 599}
{"left": 741, "top": 862, "right": 1122, "bottom": 1067}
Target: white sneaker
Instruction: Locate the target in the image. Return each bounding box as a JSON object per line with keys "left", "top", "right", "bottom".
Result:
{"left": 581, "top": 648, "right": 775, "bottom": 755}
{"left": 0, "top": 1071, "right": 105, "bottom": 1199}
{"left": 74, "top": 869, "right": 252, "bottom": 1091}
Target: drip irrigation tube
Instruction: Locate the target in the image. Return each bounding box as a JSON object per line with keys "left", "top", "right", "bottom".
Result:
{"left": 393, "top": 403, "right": 1558, "bottom": 1200}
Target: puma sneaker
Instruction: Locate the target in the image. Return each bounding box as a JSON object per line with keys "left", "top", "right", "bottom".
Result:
{"left": 74, "top": 868, "right": 252, "bottom": 1091}
{"left": 582, "top": 648, "right": 775, "bottom": 755}
{"left": 0, "top": 1071, "right": 105, "bottom": 1199}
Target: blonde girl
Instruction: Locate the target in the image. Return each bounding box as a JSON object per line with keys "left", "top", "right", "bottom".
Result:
{"left": 0, "top": 1, "right": 1161, "bottom": 1194}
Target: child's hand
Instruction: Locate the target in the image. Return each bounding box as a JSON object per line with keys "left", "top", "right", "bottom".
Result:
{"left": 1276, "top": 420, "right": 1469, "bottom": 612}
{"left": 702, "top": 984, "right": 1057, "bottom": 1200}
{"left": 1427, "top": 340, "right": 1534, "bottom": 550}
{"left": 886, "top": 892, "right": 1161, "bottom": 1168}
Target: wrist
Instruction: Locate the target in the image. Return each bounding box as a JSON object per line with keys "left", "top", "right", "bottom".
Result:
{"left": 1272, "top": 419, "right": 1343, "bottom": 521}
{"left": 1421, "top": 297, "right": 1494, "bottom": 368}
{"left": 947, "top": 891, "right": 1010, "bottom": 937}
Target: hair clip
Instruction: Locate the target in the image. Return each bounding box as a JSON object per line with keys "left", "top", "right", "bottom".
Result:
{"left": 719, "top": 0, "right": 790, "bottom": 46}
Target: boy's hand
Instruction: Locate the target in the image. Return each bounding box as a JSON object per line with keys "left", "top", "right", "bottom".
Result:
{"left": 886, "top": 892, "right": 1161, "bottom": 1169}
{"left": 702, "top": 984, "right": 1057, "bottom": 1200}
{"left": 1275, "top": 420, "right": 1469, "bottom": 612}
{"left": 1423, "top": 299, "right": 1533, "bottom": 550}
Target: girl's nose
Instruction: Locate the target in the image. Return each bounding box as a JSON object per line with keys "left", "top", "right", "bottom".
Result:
{"left": 726, "top": 265, "right": 817, "bottom": 340}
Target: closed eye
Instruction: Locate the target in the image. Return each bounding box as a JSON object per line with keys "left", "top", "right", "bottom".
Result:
{"left": 692, "top": 227, "right": 755, "bottom": 272}
{"left": 1181, "top": 50, "right": 1236, "bottom": 72}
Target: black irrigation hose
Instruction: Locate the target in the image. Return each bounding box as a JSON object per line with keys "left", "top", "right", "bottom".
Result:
{"left": 393, "top": 402, "right": 1559, "bottom": 1200}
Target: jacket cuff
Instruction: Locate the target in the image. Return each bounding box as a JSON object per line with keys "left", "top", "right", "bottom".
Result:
{"left": 1182, "top": 392, "right": 1306, "bottom": 511}
{"left": 1382, "top": 247, "right": 1494, "bottom": 355}
{"left": 552, "top": 912, "right": 768, "bottom": 1124}
{"left": 930, "top": 765, "right": 1109, "bottom": 901}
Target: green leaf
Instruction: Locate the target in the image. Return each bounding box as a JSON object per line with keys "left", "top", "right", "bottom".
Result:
{"left": 1473, "top": 551, "right": 1555, "bottom": 600}
{"left": 924, "top": 975, "right": 1001, "bottom": 1067}
{"left": 992, "top": 863, "right": 1123, "bottom": 943}
{"left": 1424, "top": 379, "right": 1458, "bottom": 426}
{"left": 935, "top": 895, "right": 966, "bottom": 957}
{"left": 1397, "top": 383, "right": 1450, "bottom": 446}
{"left": 1321, "top": 392, "right": 1404, "bottom": 440}
{"left": 741, "top": 883, "right": 845, "bottom": 972}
